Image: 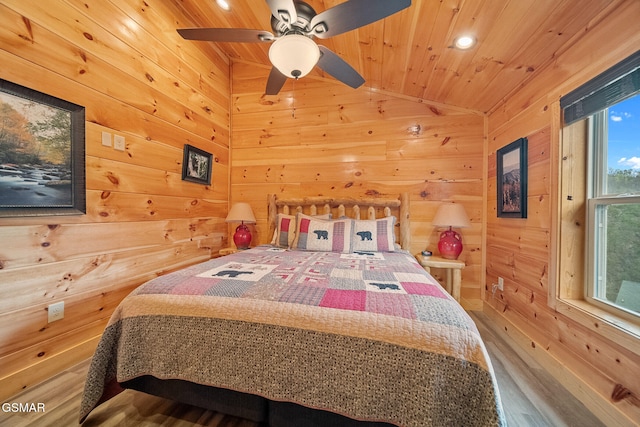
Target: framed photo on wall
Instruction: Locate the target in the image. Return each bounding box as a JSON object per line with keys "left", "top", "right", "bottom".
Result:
{"left": 0, "top": 79, "right": 86, "bottom": 217}
{"left": 497, "top": 137, "right": 528, "bottom": 218}
{"left": 181, "top": 144, "right": 212, "bottom": 185}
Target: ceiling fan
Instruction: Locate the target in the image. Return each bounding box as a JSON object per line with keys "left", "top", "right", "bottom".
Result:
{"left": 177, "top": 0, "right": 411, "bottom": 95}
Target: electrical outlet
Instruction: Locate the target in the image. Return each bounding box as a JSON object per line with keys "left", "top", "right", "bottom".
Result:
{"left": 491, "top": 283, "right": 499, "bottom": 296}
{"left": 113, "top": 135, "right": 125, "bottom": 151}
{"left": 48, "top": 301, "right": 64, "bottom": 323}
{"left": 498, "top": 277, "right": 504, "bottom": 291}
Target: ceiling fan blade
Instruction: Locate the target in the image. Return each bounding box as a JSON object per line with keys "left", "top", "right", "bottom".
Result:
{"left": 265, "top": 0, "right": 298, "bottom": 28}
{"left": 317, "top": 46, "right": 365, "bottom": 89}
{"left": 310, "top": 0, "right": 411, "bottom": 39}
{"left": 265, "top": 67, "right": 288, "bottom": 95}
{"left": 177, "top": 28, "right": 274, "bottom": 43}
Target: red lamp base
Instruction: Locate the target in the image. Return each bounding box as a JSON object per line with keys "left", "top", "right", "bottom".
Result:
{"left": 233, "top": 223, "right": 252, "bottom": 250}
{"left": 438, "top": 227, "right": 463, "bottom": 260}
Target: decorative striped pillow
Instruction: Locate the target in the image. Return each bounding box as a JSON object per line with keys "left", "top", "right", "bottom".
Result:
{"left": 271, "top": 213, "right": 333, "bottom": 248}
{"left": 272, "top": 214, "right": 296, "bottom": 248}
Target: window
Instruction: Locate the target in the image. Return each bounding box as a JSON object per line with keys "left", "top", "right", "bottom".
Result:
{"left": 586, "top": 96, "right": 640, "bottom": 319}
{"left": 559, "top": 51, "right": 640, "bottom": 323}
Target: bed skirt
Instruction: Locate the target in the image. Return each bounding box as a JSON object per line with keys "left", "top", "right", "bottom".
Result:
{"left": 123, "top": 376, "right": 396, "bottom": 427}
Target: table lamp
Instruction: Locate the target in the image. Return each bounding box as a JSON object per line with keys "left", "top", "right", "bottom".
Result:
{"left": 432, "top": 203, "right": 471, "bottom": 260}
{"left": 225, "top": 202, "right": 256, "bottom": 250}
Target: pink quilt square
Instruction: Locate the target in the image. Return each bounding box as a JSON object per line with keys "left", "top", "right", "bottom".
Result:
{"left": 170, "top": 277, "right": 218, "bottom": 295}
{"left": 319, "top": 289, "right": 366, "bottom": 311}
{"left": 366, "top": 293, "right": 416, "bottom": 319}
{"left": 401, "top": 282, "right": 448, "bottom": 298}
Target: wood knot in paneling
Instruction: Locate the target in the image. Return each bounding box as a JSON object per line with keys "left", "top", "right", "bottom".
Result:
{"left": 21, "top": 17, "right": 34, "bottom": 42}
{"left": 611, "top": 384, "right": 640, "bottom": 406}
{"left": 106, "top": 172, "right": 119, "bottom": 185}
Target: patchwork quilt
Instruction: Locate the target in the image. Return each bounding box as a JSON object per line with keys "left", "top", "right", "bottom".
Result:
{"left": 80, "top": 246, "right": 505, "bottom": 426}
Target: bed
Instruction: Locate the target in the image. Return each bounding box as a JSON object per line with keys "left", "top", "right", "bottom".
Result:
{"left": 79, "top": 193, "right": 505, "bottom": 426}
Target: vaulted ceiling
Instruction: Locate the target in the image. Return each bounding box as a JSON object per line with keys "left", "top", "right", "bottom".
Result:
{"left": 172, "top": 0, "right": 619, "bottom": 114}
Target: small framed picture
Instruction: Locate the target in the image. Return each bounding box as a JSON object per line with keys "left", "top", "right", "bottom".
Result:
{"left": 497, "top": 137, "right": 528, "bottom": 218}
{"left": 181, "top": 144, "right": 212, "bottom": 185}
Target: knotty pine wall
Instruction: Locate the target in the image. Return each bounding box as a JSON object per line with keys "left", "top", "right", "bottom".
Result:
{"left": 484, "top": 0, "right": 640, "bottom": 424}
{"left": 0, "top": 0, "right": 230, "bottom": 401}
{"left": 230, "top": 61, "right": 485, "bottom": 310}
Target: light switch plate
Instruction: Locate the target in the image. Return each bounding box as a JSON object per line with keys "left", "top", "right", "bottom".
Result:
{"left": 101, "top": 131, "right": 111, "bottom": 147}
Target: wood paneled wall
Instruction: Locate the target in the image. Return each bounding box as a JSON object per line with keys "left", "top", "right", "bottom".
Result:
{"left": 230, "top": 61, "right": 485, "bottom": 309}
{"left": 485, "top": 0, "right": 640, "bottom": 424}
{"left": 0, "top": 0, "right": 230, "bottom": 400}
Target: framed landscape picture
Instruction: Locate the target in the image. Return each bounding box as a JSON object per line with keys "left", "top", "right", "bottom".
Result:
{"left": 181, "top": 144, "right": 212, "bottom": 185}
{"left": 497, "top": 137, "right": 528, "bottom": 218}
{"left": 0, "top": 79, "right": 86, "bottom": 217}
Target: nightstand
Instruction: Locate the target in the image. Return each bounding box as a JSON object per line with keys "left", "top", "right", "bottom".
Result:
{"left": 218, "top": 247, "right": 238, "bottom": 257}
{"left": 417, "top": 255, "right": 465, "bottom": 302}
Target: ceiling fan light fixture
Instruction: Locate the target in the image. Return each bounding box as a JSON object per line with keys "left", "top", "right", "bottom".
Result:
{"left": 269, "top": 35, "right": 320, "bottom": 79}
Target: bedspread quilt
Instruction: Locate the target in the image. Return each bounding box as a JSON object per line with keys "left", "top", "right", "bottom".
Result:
{"left": 80, "top": 246, "right": 505, "bottom": 426}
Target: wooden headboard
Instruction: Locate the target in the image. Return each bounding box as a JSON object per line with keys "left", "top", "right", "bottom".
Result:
{"left": 267, "top": 193, "right": 411, "bottom": 250}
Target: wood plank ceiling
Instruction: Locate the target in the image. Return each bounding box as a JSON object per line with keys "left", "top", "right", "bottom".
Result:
{"left": 171, "top": 0, "right": 620, "bottom": 114}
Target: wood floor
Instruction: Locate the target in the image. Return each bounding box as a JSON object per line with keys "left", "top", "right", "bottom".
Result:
{"left": 0, "top": 311, "right": 605, "bottom": 427}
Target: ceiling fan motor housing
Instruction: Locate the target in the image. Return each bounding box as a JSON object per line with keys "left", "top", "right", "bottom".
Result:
{"left": 270, "top": 0, "right": 317, "bottom": 36}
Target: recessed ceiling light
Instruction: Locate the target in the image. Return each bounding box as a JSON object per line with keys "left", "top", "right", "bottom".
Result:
{"left": 216, "top": 0, "right": 230, "bottom": 11}
{"left": 454, "top": 35, "right": 476, "bottom": 50}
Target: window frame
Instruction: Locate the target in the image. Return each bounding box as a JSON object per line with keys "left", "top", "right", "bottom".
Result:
{"left": 554, "top": 113, "right": 640, "bottom": 352}
{"left": 584, "top": 109, "right": 640, "bottom": 321}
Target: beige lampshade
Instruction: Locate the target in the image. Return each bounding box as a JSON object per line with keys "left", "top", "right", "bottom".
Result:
{"left": 225, "top": 202, "right": 256, "bottom": 224}
{"left": 432, "top": 203, "right": 471, "bottom": 228}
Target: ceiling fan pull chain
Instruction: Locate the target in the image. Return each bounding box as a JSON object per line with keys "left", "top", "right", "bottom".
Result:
{"left": 291, "top": 78, "right": 296, "bottom": 118}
